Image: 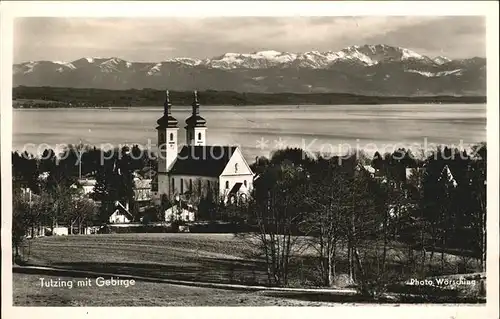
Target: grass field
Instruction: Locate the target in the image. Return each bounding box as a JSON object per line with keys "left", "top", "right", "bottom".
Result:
{"left": 13, "top": 233, "right": 484, "bottom": 306}
{"left": 13, "top": 273, "right": 343, "bottom": 306}
{"left": 20, "top": 233, "right": 269, "bottom": 286}
{"left": 12, "top": 233, "right": 352, "bottom": 306}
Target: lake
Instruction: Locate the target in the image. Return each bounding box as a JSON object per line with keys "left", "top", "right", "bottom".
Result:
{"left": 13, "top": 104, "right": 486, "bottom": 161}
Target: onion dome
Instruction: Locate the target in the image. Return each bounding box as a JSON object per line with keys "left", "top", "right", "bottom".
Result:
{"left": 185, "top": 90, "right": 207, "bottom": 127}
{"left": 156, "top": 90, "right": 178, "bottom": 128}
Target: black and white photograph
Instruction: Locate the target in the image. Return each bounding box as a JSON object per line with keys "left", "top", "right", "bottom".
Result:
{"left": 1, "top": 1, "right": 498, "bottom": 316}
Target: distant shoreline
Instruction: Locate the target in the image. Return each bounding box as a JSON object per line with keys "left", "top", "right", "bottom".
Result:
{"left": 12, "top": 86, "right": 486, "bottom": 109}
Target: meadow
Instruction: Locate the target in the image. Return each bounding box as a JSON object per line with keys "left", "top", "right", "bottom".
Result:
{"left": 13, "top": 233, "right": 485, "bottom": 306}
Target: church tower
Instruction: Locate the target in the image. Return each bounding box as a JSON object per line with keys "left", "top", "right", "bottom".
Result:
{"left": 185, "top": 91, "right": 207, "bottom": 146}
{"left": 156, "top": 90, "right": 178, "bottom": 196}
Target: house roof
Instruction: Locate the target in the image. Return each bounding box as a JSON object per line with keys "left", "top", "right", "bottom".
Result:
{"left": 169, "top": 145, "right": 238, "bottom": 177}
{"left": 228, "top": 182, "right": 243, "bottom": 195}
{"left": 134, "top": 178, "right": 152, "bottom": 189}
{"left": 78, "top": 179, "right": 97, "bottom": 187}
{"left": 112, "top": 201, "right": 134, "bottom": 219}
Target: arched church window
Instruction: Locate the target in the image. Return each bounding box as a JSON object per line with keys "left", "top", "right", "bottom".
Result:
{"left": 225, "top": 181, "right": 229, "bottom": 189}
{"left": 170, "top": 133, "right": 174, "bottom": 141}
{"left": 244, "top": 180, "right": 247, "bottom": 187}
{"left": 198, "top": 132, "right": 202, "bottom": 140}
{"left": 180, "top": 179, "right": 184, "bottom": 194}
{"left": 171, "top": 178, "right": 175, "bottom": 190}
{"left": 189, "top": 179, "right": 193, "bottom": 192}
{"left": 235, "top": 163, "right": 238, "bottom": 173}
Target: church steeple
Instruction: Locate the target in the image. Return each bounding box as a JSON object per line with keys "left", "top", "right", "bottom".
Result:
{"left": 193, "top": 90, "right": 200, "bottom": 115}
{"left": 156, "top": 90, "right": 178, "bottom": 128}
{"left": 164, "top": 90, "right": 172, "bottom": 115}
{"left": 185, "top": 90, "right": 207, "bottom": 145}
{"left": 185, "top": 90, "right": 206, "bottom": 127}
{"left": 156, "top": 89, "right": 179, "bottom": 197}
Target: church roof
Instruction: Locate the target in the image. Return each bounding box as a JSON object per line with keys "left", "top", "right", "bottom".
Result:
{"left": 185, "top": 115, "right": 206, "bottom": 127}
{"left": 169, "top": 145, "right": 238, "bottom": 177}
{"left": 157, "top": 115, "right": 178, "bottom": 128}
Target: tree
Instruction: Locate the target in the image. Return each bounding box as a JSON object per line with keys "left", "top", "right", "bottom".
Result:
{"left": 269, "top": 147, "right": 313, "bottom": 169}
{"left": 114, "top": 147, "right": 136, "bottom": 217}
{"left": 467, "top": 143, "right": 487, "bottom": 271}
{"left": 67, "top": 197, "right": 98, "bottom": 234}
{"left": 12, "top": 189, "right": 30, "bottom": 261}
{"left": 12, "top": 151, "right": 40, "bottom": 193}
{"left": 243, "top": 162, "right": 308, "bottom": 286}
{"left": 250, "top": 156, "right": 270, "bottom": 175}
{"left": 302, "top": 159, "right": 351, "bottom": 286}
{"left": 91, "top": 158, "right": 118, "bottom": 223}
{"left": 39, "top": 148, "right": 57, "bottom": 175}
{"left": 80, "top": 146, "right": 102, "bottom": 177}
{"left": 347, "top": 166, "right": 386, "bottom": 295}
{"left": 43, "top": 162, "right": 79, "bottom": 231}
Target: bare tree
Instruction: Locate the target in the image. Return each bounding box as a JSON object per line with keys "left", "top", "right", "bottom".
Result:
{"left": 302, "top": 161, "right": 350, "bottom": 286}
{"left": 12, "top": 189, "right": 30, "bottom": 260}
{"left": 244, "top": 163, "right": 308, "bottom": 286}
{"left": 68, "top": 197, "right": 98, "bottom": 234}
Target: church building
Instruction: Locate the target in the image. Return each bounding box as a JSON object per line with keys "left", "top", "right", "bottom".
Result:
{"left": 155, "top": 90, "right": 254, "bottom": 206}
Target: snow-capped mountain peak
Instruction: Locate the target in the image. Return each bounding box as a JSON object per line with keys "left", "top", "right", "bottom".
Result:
{"left": 147, "top": 63, "right": 162, "bottom": 76}
{"left": 52, "top": 61, "right": 76, "bottom": 69}
{"left": 15, "top": 45, "right": 453, "bottom": 73}
{"left": 206, "top": 50, "right": 298, "bottom": 69}
{"left": 102, "top": 57, "right": 123, "bottom": 64}
{"left": 164, "top": 57, "right": 203, "bottom": 66}
{"left": 400, "top": 48, "right": 423, "bottom": 60}
{"left": 252, "top": 50, "right": 284, "bottom": 58}
{"left": 433, "top": 56, "right": 452, "bottom": 65}
{"left": 25, "top": 61, "right": 38, "bottom": 69}
{"left": 12, "top": 45, "right": 482, "bottom": 84}
{"left": 12, "top": 44, "right": 485, "bottom": 96}
{"left": 99, "top": 58, "right": 127, "bottom": 73}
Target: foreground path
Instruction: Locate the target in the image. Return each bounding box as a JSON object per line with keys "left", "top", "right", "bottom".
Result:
{"left": 13, "top": 264, "right": 358, "bottom": 299}
{"left": 13, "top": 265, "right": 359, "bottom": 306}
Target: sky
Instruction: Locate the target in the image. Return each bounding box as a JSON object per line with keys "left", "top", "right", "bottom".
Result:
{"left": 13, "top": 16, "right": 486, "bottom": 63}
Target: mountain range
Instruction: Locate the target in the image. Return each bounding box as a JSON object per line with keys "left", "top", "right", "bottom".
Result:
{"left": 13, "top": 44, "right": 486, "bottom": 96}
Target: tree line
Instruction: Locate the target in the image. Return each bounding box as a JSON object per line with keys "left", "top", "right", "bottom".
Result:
{"left": 13, "top": 86, "right": 486, "bottom": 108}
{"left": 238, "top": 143, "right": 486, "bottom": 296}
{"left": 12, "top": 144, "right": 158, "bottom": 258}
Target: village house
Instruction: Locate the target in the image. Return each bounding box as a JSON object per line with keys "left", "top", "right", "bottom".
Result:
{"left": 108, "top": 201, "right": 134, "bottom": 224}
{"left": 77, "top": 178, "right": 97, "bottom": 196}
{"left": 134, "top": 177, "right": 153, "bottom": 202}
{"left": 164, "top": 199, "right": 196, "bottom": 222}
{"left": 68, "top": 175, "right": 153, "bottom": 224}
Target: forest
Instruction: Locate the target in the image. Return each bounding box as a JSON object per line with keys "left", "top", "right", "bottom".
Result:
{"left": 13, "top": 86, "right": 486, "bottom": 108}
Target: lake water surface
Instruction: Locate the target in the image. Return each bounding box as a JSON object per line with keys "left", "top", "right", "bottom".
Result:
{"left": 13, "top": 104, "right": 486, "bottom": 161}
